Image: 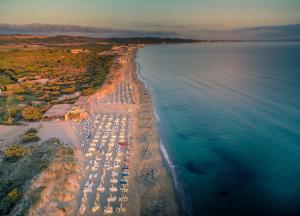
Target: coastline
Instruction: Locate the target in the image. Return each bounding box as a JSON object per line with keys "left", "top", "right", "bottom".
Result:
{"left": 130, "top": 48, "right": 181, "bottom": 215}
{"left": 0, "top": 46, "right": 182, "bottom": 216}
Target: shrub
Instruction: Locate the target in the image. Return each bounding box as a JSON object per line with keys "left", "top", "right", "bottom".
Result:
{"left": 36, "top": 104, "right": 50, "bottom": 113}
{"left": 15, "top": 95, "right": 25, "bottom": 101}
{"left": 6, "top": 84, "right": 25, "bottom": 94}
{"left": 61, "top": 87, "right": 75, "bottom": 94}
{"left": 37, "top": 94, "right": 49, "bottom": 100}
{"left": 6, "top": 188, "right": 20, "bottom": 203}
{"left": 22, "top": 132, "right": 40, "bottom": 143}
{"left": 82, "top": 88, "right": 96, "bottom": 96}
{"left": 21, "top": 106, "right": 42, "bottom": 121}
{"left": 51, "top": 91, "right": 61, "bottom": 96}
{"left": 0, "top": 75, "right": 14, "bottom": 90}
{"left": 0, "top": 187, "right": 21, "bottom": 215}
{"left": 4, "top": 145, "right": 28, "bottom": 161}
{"left": 26, "top": 128, "right": 38, "bottom": 134}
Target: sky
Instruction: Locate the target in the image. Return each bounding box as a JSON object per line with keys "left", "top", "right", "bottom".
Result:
{"left": 0, "top": 0, "right": 300, "bottom": 39}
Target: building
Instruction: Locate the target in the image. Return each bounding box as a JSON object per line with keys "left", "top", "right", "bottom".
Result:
{"left": 42, "top": 104, "right": 74, "bottom": 120}
{"left": 66, "top": 106, "right": 88, "bottom": 121}
{"left": 42, "top": 103, "right": 87, "bottom": 121}
{"left": 71, "top": 49, "right": 89, "bottom": 54}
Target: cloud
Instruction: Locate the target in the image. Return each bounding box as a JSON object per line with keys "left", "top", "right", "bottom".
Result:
{"left": 0, "top": 23, "right": 178, "bottom": 38}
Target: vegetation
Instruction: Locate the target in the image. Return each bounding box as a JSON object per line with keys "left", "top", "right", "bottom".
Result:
{"left": 0, "top": 138, "right": 73, "bottom": 215}
{"left": 22, "top": 128, "right": 40, "bottom": 143}
{"left": 4, "top": 145, "right": 29, "bottom": 162}
{"left": 0, "top": 37, "right": 114, "bottom": 124}
{"left": 0, "top": 75, "right": 14, "bottom": 90}
{"left": 0, "top": 181, "right": 21, "bottom": 215}
{"left": 26, "top": 128, "right": 38, "bottom": 134}
{"left": 21, "top": 106, "right": 42, "bottom": 121}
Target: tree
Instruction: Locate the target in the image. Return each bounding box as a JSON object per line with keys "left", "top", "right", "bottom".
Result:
{"left": 0, "top": 75, "right": 13, "bottom": 90}
{"left": 61, "top": 87, "right": 75, "bottom": 94}
{"left": 21, "top": 106, "right": 42, "bottom": 121}
{"left": 22, "top": 132, "right": 40, "bottom": 143}
{"left": 4, "top": 145, "right": 28, "bottom": 161}
{"left": 6, "top": 93, "right": 14, "bottom": 124}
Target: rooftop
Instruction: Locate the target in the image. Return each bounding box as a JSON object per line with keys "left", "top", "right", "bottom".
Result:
{"left": 43, "top": 104, "right": 74, "bottom": 118}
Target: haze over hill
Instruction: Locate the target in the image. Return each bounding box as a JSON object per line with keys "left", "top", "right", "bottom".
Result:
{"left": 0, "top": 23, "right": 300, "bottom": 40}
{"left": 1, "top": 0, "right": 300, "bottom": 40}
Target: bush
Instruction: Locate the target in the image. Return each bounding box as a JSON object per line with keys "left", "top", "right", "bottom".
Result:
{"left": 26, "top": 128, "right": 38, "bottom": 134}
{"left": 61, "top": 87, "right": 75, "bottom": 94}
{"left": 0, "top": 187, "right": 21, "bottom": 215}
{"left": 21, "top": 106, "right": 42, "bottom": 121}
{"left": 51, "top": 91, "right": 61, "bottom": 96}
{"left": 82, "top": 88, "right": 96, "bottom": 96}
{"left": 22, "top": 132, "right": 40, "bottom": 143}
{"left": 4, "top": 145, "right": 28, "bottom": 162}
{"left": 6, "top": 188, "right": 20, "bottom": 203}
{"left": 6, "top": 84, "right": 25, "bottom": 94}
{"left": 37, "top": 94, "right": 49, "bottom": 100}
{"left": 15, "top": 95, "right": 25, "bottom": 101}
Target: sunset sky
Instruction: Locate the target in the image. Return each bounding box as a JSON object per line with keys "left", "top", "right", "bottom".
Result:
{"left": 1, "top": 0, "right": 300, "bottom": 39}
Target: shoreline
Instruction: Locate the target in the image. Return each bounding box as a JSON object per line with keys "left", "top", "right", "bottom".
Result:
{"left": 131, "top": 48, "right": 181, "bottom": 215}
{"left": 134, "top": 49, "right": 191, "bottom": 216}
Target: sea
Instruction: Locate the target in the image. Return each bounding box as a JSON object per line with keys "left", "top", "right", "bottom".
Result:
{"left": 135, "top": 42, "right": 300, "bottom": 216}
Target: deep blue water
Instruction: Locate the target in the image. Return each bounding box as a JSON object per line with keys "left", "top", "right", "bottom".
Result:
{"left": 136, "top": 42, "right": 300, "bottom": 216}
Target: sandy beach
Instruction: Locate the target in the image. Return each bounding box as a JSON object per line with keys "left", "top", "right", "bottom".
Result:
{"left": 74, "top": 47, "right": 180, "bottom": 215}
{"left": 129, "top": 49, "right": 180, "bottom": 215}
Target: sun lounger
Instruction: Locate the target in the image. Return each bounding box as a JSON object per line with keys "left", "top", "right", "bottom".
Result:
{"left": 83, "top": 187, "right": 93, "bottom": 193}
{"left": 120, "top": 187, "right": 128, "bottom": 192}
{"left": 97, "top": 187, "right": 105, "bottom": 193}
{"left": 85, "top": 153, "right": 92, "bottom": 157}
{"left": 104, "top": 206, "right": 113, "bottom": 214}
{"left": 79, "top": 203, "right": 86, "bottom": 214}
{"left": 92, "top": 204, "right": 100, "bottom": 213}
{"left": 110, "top": 185, "right": 118, "bottom": 192}
{"left": 88, "top": 147, "right": 95, "bottom": 152}
{"left": 107, "top": 194, "right": 117, "bottom": 202}
{"left": 112, "top": 171, "right": 118, "bottom": 177}
{"left": 119, "top": 196, "right": 128, "bottom": 202}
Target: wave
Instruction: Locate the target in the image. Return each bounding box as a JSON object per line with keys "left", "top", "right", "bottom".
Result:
{"left": 136, "top": 61, "right": 149, "bottom": 89}
{"left": 160, "top": 139, "right": 193, "bottom": 216}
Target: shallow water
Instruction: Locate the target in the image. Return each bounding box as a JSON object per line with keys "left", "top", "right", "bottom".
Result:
{"left": 136, "top": 42, "right": 300, "bottom": 216}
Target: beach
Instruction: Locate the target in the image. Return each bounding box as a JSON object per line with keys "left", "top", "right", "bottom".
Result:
{"left": 128, "top": 49, "right": 180, "bottom": 215}
{"left": 74, "top": 47, "right": 180, "bottom": 215}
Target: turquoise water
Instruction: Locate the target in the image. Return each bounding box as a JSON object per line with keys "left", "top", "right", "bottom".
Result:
{"left": 136, "top": 42, "right": 300, "bottom": 216}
